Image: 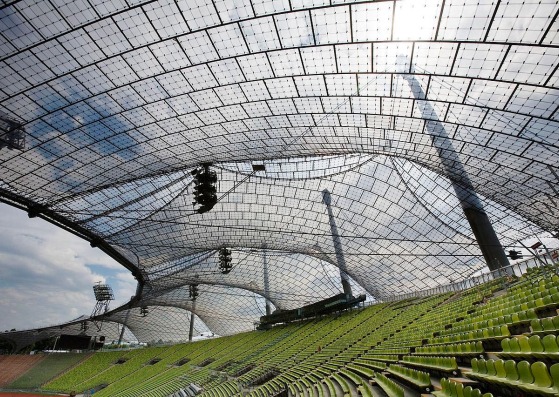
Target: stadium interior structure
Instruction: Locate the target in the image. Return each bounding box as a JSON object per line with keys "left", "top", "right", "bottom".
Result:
{"left": 1, "top": 0, "right": 559, "bottom": 396}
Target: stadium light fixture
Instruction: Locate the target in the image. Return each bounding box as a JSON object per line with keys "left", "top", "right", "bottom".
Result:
{"left": 192, "top": 163, "right": 218, "bottom": 214}
{"left": 0, "top": 114, "right": 25, "bottom": 151}
{"left": 219, "top": 247, "right": 233, "bottom": 274}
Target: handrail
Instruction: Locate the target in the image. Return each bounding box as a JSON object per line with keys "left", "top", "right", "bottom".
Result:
{"left": 381, "top": 256, "right": 558, "bottom": 302}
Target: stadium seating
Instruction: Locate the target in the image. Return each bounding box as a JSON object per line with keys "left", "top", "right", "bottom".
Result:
{"left": 0, "top": 354, "right": 44, "bottom": 387}
{"left": 434, "top": 378, "right": 493, "bottom": 397}
{"left": 2, "top": 264, "right": 559, "bottom": 397}
{"left": 469, "top": 358, "right": 559, "bottom": 396}
{"left": 7, "top": 352, "right": 89, "bottom": 389}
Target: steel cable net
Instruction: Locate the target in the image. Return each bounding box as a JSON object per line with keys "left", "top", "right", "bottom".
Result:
{"left": 0, "top": 0, "right": 558, "bottom": 337}
{"left": 95, "top": 158, "right": 539, "bottom": 296}
{"left": 145, "top": 248, "right": 372, "bottom": 309}
{"left": 104, "top": 306, "right": 209, "bottom": 343}
{"left": 147, "top": 285, "right": 267, "bottom": 336}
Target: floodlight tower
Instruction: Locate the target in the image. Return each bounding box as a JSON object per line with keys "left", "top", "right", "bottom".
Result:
{"left": 0, "top": 114, "right": 25, "bottom": 151}
{"left": 91, "top": 282, "right": 114, "bottom": 330}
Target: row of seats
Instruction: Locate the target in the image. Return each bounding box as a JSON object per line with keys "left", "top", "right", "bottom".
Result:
{"left": 469, "top": 358, "right": 559, "bottom": 397}
{"left": 531, "top": 314, "right": 559, "bottom": 333}
{"left": 429, "top": 325, "right": 511, "bottom": 345}
{"left": 374, "top": 372, "right": 404, "bottom": 397}
{"left": 401, "top": 355, "right": 458, "bottom": 373}
{"left": 500, "top": 334, "right": 559, "bottom": 359}
{"left": 434, "top": 378, "right": 492, "bottom": 397}
{"left": 415, "top": 341, "right": 483, "bottom": 356}
{"left": 386, "top": 364, "right": 431, "bottom": 391}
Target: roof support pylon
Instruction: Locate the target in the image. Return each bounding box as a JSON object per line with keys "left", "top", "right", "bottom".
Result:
{"left": 262, "top": 247, "right": 272, "bottom": 316}
{"left": 322, "top": 189, "right": 353, "bottom": 296}
{"left": 117, "top": 308, "right": 131, "bottom": 346}
{"left": 188, "top": 302, "right": 196, "bottom": 342}
{"left": 402, "top": 74, "right": 509, "bottom": 271}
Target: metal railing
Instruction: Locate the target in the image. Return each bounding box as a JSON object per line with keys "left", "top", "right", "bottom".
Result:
{"left": 382, "top": 255, "right": 558, "bottom": 302}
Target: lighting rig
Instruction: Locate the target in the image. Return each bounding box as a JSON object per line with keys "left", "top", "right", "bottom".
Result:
{"left": 189, "top": 284, "right": 199, "bottom": 300}
{"left": 507, "top": 250, "right": 523, "bottom": 260}
{"left": 0, "top": 114, "right": 25, "bottom": 151}
{"left": 218, "top": 247, "right": 232, "bottom": 274}
{"left": 191, "top": 163, "right": 217, "bottom": 214}
{"left": 91, "top": 282, "right": 114, "bottom": 331}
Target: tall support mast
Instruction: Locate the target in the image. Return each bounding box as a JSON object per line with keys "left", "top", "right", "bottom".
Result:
{"left": 262, "top": 247, "right": 272, "bottom": 316}
{"left": 188, "top": 307, "right": 196, "bottom": 342}
{"left": 322, "top": 189, "right": 353, "bottom": 296}
{"left": 401, "top": 74, "right": 509, "bottom": 271}
{"left": 117, "top": 308, "right": 131, "bottom": 346}
{"left": 188, "top": 284, "right": 199, "bottom": 342}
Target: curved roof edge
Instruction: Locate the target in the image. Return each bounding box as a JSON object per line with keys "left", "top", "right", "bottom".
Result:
{"left": 0, "top": 187, "right": 145, "bottom": 289}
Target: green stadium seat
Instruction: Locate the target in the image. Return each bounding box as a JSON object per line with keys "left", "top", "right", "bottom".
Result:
{"left": 529, "top": 335, "right": 545, "bottom": 357}
{"left": 485, "top": 359, "right": 497, "bottom": 377}
{"left": 494, "top": 360, "right": 506, "bottom": 379}
{"left": 540, "top": 335, "right": 559, "bottom": 359}
{"left": 358, "top": 384, "right": 374, "bottom": 397}
{"left": 517, "top": 360, "right": 534, "bottom": 385}
{"left": 434, "top": 378, "right": 492, "bottom": 397}
{"left": 524, "top": 362, "right": 552, "bottom": 391}
{"left": 504, "top": 359, "right": 519, "bottom": 383}
{"left": 542, "top": 317, "right": 557, "bottom": 332}
{"left": 553, "top": 315, "right": 559, "bottom": 329}
{"left": 455, "top": 382, "right": 464, "bottom": 397}
{"left": 551, "top": 364, "right": 559, "bottom": 392}
{"left": 374, "top": 373, "right": 404, "bottom": 397}
{"left": 531, "top": 318, "right": 545, "bottom": 333}
{"left": 470, "top": 358, "right": 479, "bottom": 373}
{"left": 518, "top": 336, "right": 531, "bottom": 355}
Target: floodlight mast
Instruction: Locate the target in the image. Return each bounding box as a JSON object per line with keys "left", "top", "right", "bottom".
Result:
{"left": 0, "top": 115, "right": 25, "bottom": 151}
{"left": 91, "top": 282, "right": 115, "bottom": 331}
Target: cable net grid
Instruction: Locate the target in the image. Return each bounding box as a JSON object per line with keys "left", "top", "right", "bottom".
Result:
{"left": 0, "top": 0, "right": 558, "bottom": 336}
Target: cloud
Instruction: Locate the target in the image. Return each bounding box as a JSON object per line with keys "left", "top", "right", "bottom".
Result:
{"left": 0, "top": 203, "right": 136, "bottom": 331}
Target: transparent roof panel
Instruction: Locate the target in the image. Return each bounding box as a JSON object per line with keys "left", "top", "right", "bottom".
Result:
{"left": 1, "top": 0, "right": 558, "bottom": 337}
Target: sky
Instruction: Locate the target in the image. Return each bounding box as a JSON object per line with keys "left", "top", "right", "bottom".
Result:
{"left": 0, "top": 202, "right": 136, "bottom": 332}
